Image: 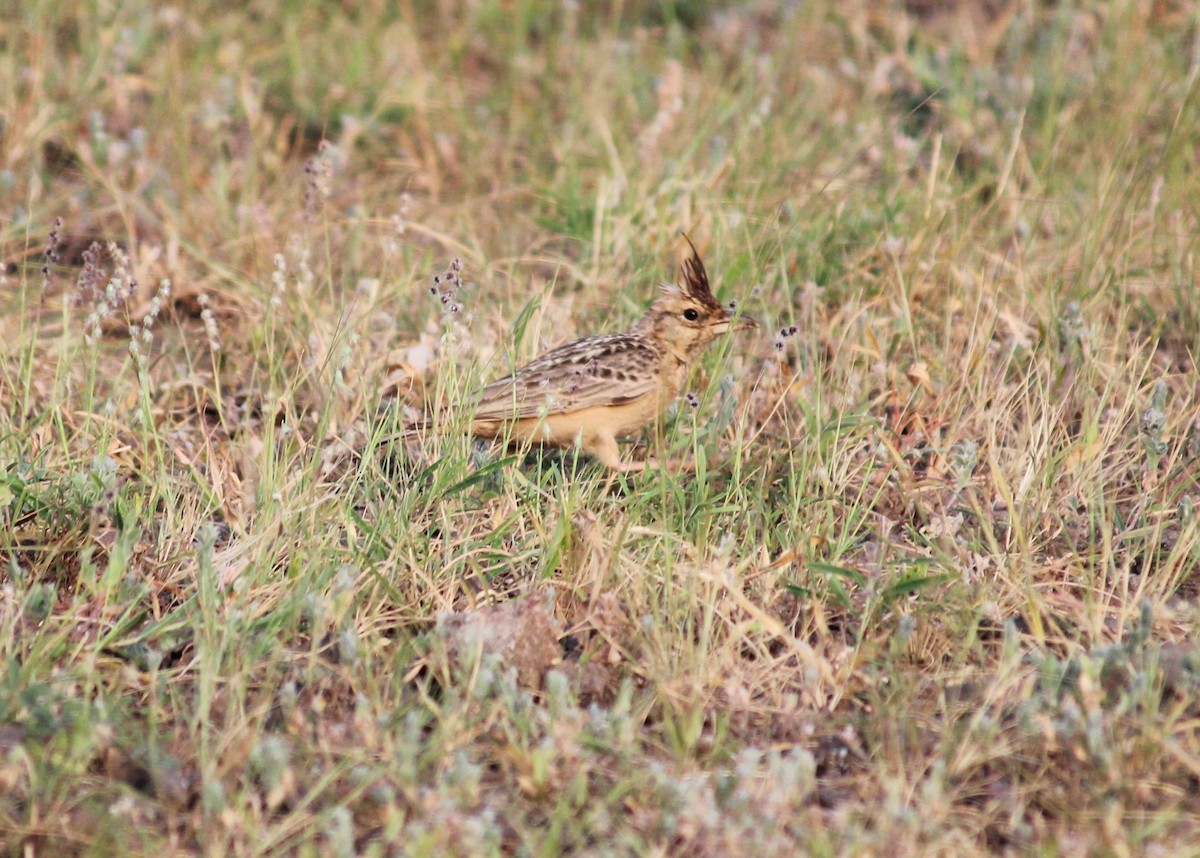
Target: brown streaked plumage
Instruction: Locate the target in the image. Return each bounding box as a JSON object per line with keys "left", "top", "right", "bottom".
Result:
{"left": 425, "top": 236, "right": 755, "bottom": 471}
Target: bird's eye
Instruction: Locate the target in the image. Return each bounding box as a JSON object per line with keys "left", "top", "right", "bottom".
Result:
{"left": 683, "top": 308, "right": 699, "bottom": 322}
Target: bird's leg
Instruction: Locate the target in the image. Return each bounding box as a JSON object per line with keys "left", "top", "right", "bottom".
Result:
{"left": 588, "top": 433, "right": 703, "bottom": 476}
{"left": 587, "top": 433, "right": 646, "bottom": 472}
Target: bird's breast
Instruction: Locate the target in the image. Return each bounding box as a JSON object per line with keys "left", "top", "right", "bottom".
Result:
{"left": 659, "top": 355, "right": 689, "bottom": 401}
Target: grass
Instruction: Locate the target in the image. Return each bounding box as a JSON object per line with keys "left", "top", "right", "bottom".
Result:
{"left": 3, "top": 0, "right": 1200, "bottom": 854}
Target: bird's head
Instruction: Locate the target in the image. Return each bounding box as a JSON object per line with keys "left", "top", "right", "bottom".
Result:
{"left": 636, "top": 235, "right": 756, "bottom": 359}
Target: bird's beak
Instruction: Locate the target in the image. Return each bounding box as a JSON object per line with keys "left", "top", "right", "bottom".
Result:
{"left": 709, "top": 313, "right": 757, "bottom": 335}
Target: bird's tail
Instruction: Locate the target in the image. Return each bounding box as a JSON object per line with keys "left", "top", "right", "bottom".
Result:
{"left": 371, "top": 416, "right": 432, "bottom": 453}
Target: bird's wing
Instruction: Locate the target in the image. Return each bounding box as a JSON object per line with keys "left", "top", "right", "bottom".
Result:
{"left": 473, "top": 334, "right": 661, "bottom": 421}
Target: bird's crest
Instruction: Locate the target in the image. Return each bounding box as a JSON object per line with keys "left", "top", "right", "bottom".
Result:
{"left": 660, "top": 233, "right": 722, "bottom": 311}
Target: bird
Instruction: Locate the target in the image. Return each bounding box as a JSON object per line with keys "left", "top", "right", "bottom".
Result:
{"left": 415, "top": 236, "right": 756, "bottom": 472}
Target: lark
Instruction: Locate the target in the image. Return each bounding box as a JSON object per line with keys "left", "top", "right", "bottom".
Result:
{"left": 420, "top": 237, "right": 755, "bottom": 471}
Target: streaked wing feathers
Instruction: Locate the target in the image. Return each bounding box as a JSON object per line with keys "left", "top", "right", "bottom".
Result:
{"left": 474, "top": 334, "right": 660, "bottom": 421}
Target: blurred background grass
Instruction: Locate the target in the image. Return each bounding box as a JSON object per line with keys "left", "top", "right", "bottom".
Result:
{"left": 3, "top": 1, "right": 1200, "bottom": 854}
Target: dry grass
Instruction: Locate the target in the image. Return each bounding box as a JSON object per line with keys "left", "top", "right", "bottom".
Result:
{"left": 3, "top": 0, "right": 1200, "bottom": 855}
